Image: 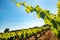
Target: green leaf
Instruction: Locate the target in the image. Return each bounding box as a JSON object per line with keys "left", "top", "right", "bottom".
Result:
{"left": 35, "top": 5, "right": 40, "bottom": 12}
{"left": 23, "top": 2, "right": 26, "bottom": 6}
{"left": 25, "top": 6, "right": 33, "bottom": 13}
{"left": 37, "top": 12, "right": 40, "bottom": 18}
{"left": 40, "top": 12, "right": 45, "bottom": 19}
{"left": 52, "top": 28, "right": 58, "bottom": 36}
{"left": 25, "top": 7, "right": 31, "bottom": 13}
{"left": 56, "top": 16, "right": 60, "bottom": 23}
{"left": 58, "top": 30, "right": 60, "bottom": 38}
{"left": 51, "top": 19, "right": 57, "bottom": 27}
{"left": 16, "top": 3, "right": 21, "bottom": 7}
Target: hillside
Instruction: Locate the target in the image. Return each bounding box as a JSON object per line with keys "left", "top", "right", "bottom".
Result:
{"left": 0, "top": 25, "right": 59, "bottom": 40}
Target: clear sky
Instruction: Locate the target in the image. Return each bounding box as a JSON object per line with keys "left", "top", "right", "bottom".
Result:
{"left": 0, "top": 0, "right": 58, "bottom": 32}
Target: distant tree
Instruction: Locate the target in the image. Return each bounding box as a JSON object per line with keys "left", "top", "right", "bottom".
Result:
{"left": 4, "top": 28, "right": 9, "bottom": 33}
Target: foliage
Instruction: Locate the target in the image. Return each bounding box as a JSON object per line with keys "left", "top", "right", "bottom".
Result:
{"left": 16, "top": 3, "right": 21, "bottom": 7}
{"left": 12, "top": 0, "right": 60, "bottom": 39}
{"left": 0, "top": 27, "right": 50, "bottom": 40}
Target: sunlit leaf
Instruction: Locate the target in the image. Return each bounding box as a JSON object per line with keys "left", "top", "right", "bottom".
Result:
{"left": 37, "top": 13, "right": 40, "bottom": 18}
{"left": 16, "top": 3, "right": 21, "bottom": 7}
{"left": 44, "top": 18, "right": 52, "bottom": 25}
{"left": 35, "top": 5, "right": 40, "bottom": 11}
{"left": 56, "top": 16, "right": 60, "bottom": 23}
{"left": 25, "top": 7, "right": 30, "bottom": 13}
{"left": 23, "top": 2, "right": 26, "bottom": 6}
{"left": 57, "top": 1, "right": 60, "bottom": 8}
{"left": 52, "top": 28, "right": 58, "bottom": 36}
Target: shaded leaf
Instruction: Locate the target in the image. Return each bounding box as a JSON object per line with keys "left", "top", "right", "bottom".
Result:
{"left": 40, "top": 12, "right": 45, "bottom": 19}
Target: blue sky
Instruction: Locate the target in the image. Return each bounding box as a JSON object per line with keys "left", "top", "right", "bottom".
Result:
{"left": 0, "top": 0, "right": 58, "bottom": 32}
